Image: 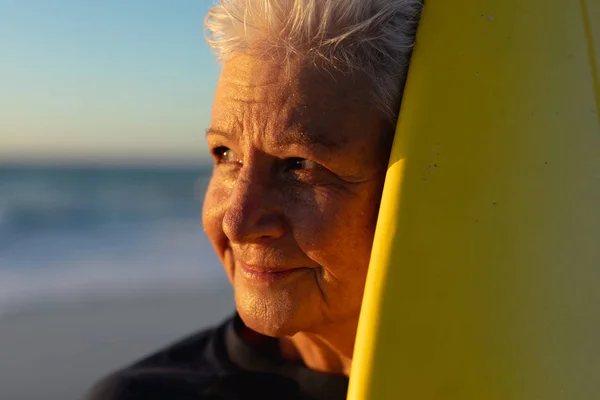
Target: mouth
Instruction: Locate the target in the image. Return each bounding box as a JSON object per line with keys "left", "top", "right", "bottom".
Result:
{"left": 238, "top": 263, "right": 313, "bottom": 284}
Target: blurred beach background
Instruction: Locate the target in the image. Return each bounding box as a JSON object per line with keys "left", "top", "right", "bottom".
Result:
{"left": 0, "top": 1, "right": 235, "bottom": 399}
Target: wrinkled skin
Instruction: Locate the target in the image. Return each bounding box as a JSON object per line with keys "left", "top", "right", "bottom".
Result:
{"left": 202, "top": 53, "right": 393, "bottom": 346}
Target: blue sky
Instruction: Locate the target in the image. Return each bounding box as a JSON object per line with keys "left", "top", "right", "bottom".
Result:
{"left": 0, "top": 0, "right": 220, "bottom": 164}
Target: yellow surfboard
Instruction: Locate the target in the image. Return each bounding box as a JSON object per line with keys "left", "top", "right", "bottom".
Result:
{"left": 349, "top": 1, "right": 600, "bottom": 399}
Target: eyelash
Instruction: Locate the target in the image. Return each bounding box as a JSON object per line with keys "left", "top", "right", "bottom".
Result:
{"left": 285, "top": 158, "right": 320, "bottom": 175}
{"left": 211, "top": 147, "right": 319, "bottom": 174}
{"left": 211, "top": 146, "right": 238, "bottom": 164}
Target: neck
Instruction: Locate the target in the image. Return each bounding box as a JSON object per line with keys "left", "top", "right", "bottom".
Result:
{"left": 279, "top": 318, "right": 358, "bottom": 376}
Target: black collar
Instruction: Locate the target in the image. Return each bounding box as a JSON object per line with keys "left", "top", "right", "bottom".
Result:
{"left": 224, "top": 314, "right": 349, "bottom": 400}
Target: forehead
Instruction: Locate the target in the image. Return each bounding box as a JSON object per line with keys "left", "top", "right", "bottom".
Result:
{"left": 211, "top": 53, "right": 388, "bottom": 153}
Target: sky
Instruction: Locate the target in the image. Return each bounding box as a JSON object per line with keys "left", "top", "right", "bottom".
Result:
{"left": 0, "top": 0, "right": 221, "bottom": 165}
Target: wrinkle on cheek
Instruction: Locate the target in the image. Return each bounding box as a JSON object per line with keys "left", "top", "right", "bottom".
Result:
{"left": 222, "top": 247, "right": 235, "bottom": 282}
{"left": 203, "top": 177, "right": 234, "bottom": 265}
{"left": 284, "top": 186, "right": 330, "bottom": 253}
{"left": 313, "top": 267, "right": 330, "bottom": 307}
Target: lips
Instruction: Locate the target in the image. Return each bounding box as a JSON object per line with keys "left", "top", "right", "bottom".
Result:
{"left": 240, "top": 262, "right": 298, "bottom": 274}
{"left": 238, "top": 262, "right": 313, "bottom": 284}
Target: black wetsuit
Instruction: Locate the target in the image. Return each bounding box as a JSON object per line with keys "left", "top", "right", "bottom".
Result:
{"left": 83, "top": 314, "right": 348, "bottom": 400}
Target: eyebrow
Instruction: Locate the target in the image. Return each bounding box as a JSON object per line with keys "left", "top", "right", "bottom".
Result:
{"left": 205, "top": 126, "right": 339, "bottom": 150}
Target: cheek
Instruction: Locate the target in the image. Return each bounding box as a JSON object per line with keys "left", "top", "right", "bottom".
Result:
{"left": 202, "top": 177, "right": 230, "bottom": 260}
{"left": 293, "top": 185, "right": 382, "bottom": 281}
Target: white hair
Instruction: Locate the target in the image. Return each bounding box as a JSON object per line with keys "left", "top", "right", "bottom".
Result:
{"left": 204, "top": 0, "right": 423, "bottom": 121}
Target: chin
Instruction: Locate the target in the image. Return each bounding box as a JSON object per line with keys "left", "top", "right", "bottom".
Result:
{"left": 234, "top": 289, "right": 314, "bottom": 337}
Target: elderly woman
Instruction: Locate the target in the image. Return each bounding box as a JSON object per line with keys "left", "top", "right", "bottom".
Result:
{"left": 85, "top": 0, "right": 422, "bottom": 399}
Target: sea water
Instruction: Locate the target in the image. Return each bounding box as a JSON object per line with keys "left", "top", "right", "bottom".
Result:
{"left": 0, "top": 164, "right": 227, "bottom": 317}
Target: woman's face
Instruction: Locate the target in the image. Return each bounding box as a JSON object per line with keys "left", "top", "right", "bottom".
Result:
{"left": 203, "top": 54, "right": 393, "bottom": 337}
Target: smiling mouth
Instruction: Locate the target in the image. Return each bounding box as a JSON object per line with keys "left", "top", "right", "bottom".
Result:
{"left": 239, "top": 263, "right": 312, "bottom": 284}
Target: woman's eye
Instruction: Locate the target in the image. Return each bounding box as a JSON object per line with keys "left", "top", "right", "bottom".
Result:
{"left": 285, "top": 158, "right": 317, "bottom": 171}
{"left": 212, "top": 147, "right": 239, "bottom": 164}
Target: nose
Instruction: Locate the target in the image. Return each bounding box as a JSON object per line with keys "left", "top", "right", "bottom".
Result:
{"left": 222, "top": 168, "right": 286, "bottom": 244}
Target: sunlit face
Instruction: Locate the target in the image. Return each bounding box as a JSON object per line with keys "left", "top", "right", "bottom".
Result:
{"left": 202, "top": 53, "right": 393, "bottom": 337}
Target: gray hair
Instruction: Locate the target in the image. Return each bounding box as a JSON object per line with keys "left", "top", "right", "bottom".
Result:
{"left": 204, "top": 0, "right": 423, "bottom": 121}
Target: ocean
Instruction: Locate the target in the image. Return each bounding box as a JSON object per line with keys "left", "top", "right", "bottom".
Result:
{"left": 0, "top": 164, "right": 229, "bottom": 317}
